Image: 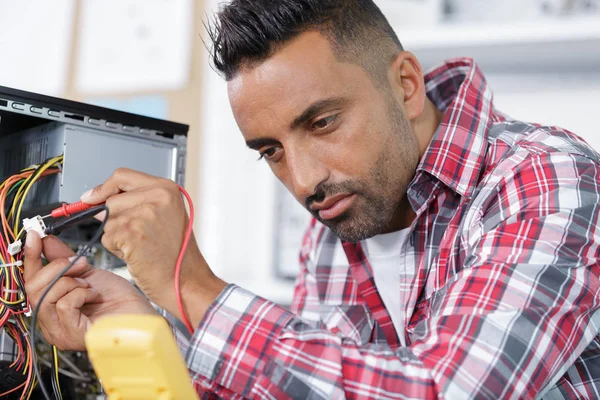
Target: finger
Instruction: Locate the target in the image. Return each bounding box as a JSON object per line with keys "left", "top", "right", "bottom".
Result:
{"left": 56, "top": 287, "right": 99, "bottom": 333}
{"left": 41, "top": 235, "right": 76, "bottom": 261}
{"left": 97, "top": 185, "right": 183, "bottom": 224}
{"left": 24, "top": 257, "right": 90, "bottom": 297}
{"left": 80, "top": 168, "right": 161, "bottom": 205}
{"left": 34, "top": 276, "right": 89, "bottom": 306}
{"left": 23, "top": 231, "right": 43, "bottom": 282}
{"left": 104, "top": 187, "right": 155, "bottom": 216}
{"left": 31, "top": 277, "right": 90, "bottom": 319}
{"left": 100, "top": 218, "right": 126, "bottom": 260}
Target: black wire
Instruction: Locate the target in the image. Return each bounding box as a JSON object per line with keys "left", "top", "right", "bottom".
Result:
{"left": 30, "top": 205, "right": 108, "bottom": 400}
{"left": 44, "top": 205, "right": 107, "bottom": 237}
{"left": 14, "top": 270, "right": 27, "bottom": 308}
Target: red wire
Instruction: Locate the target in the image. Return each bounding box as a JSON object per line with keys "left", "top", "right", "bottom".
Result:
{"left": 175, "top": 185, "right": 195, "bottom": 334}
{"left": 0, "top": 381, "right": 26, "bottom": 398}
{"left": 22, "top": 332, "right": 34, "bottom": 399}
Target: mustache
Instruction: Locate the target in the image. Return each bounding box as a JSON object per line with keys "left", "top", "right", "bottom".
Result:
{"left": 305, "top": 181, "right": 361, "bottom": 210}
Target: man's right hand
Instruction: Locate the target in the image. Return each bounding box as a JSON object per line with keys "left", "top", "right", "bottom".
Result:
{"left": 24, "top": 231, "right": 158, "bottom": 351}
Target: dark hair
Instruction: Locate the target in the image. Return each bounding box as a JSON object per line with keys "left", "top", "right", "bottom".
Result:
{"left": 206, "top": 0, "right": 403, "bottom": 84}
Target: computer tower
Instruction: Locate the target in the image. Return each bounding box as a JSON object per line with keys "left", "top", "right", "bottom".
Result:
{"left": 0, "top": 85, "right": 190, "bottom": 399}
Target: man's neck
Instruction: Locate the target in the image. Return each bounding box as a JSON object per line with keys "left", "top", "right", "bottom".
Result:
{"left": 382, "top": 99, "right": 444, "bottom": 233}
{"left": 380, "top": 196, "right": 417, "bottom": 233}
{"left": 414, "top": 98, "right": 444, "bottom": 159}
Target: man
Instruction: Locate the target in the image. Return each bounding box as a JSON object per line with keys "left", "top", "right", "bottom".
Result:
{"left": 24, "top": 0, "right": 600, "bottom": 398}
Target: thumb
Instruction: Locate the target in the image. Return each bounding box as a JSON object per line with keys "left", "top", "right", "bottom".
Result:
{"left": 23, "top": 231, "right": 43, "bottom": 282}
{"left": 79, "top": 168, "right": 156, "bottom": 205}
{"left": 42, "top": 235, "right": 76, "bottom": 261}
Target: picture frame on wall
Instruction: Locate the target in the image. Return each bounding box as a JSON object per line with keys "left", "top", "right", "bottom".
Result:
{"left": 272, "top": 181, "right": 313, "bottom": 280}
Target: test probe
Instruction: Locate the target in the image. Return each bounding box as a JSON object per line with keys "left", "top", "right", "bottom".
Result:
{"left": 22, "top": 201, "right": 104, "bottom": 240}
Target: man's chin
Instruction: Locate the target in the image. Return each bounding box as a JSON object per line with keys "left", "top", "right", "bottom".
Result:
{"left": 322, "top": 214, "right": 380, "bottom": 243}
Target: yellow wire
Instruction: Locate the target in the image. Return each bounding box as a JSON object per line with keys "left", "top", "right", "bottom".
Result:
{"left": 0, "top": 268, "right": 26, "bottom": 305}
{"left": 52, "top": 346, "right": 63, "bottom": 400}
{"left": 8, "top": 177, "right": 29, "bottom": 227}
{"left": 1, "top": 169, "right": 35, "bottom": 222}
{"left": 14, "top": 155, "right": 63, "bottom": 230}
{"left": 8, "top": 162, "right": 51, "bottom": 219}
{"left": 1, "top": 157, "right": 64, "bottom": 399}
{"left": 9, "top": 156, "right": 63, "bottom": 230}
{"left": 17, "top": 315, "right": 29, "bottom": 370}
{"left": 13, "top": 156, "right": 64, "bottom": 236}
{"left": 4, "top": 158, "right": 58, "bottom": 239}
{"left": 25, "top": 372, "right": 36, "bottom": 400}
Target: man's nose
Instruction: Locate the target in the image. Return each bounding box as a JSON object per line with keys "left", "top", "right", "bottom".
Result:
{"left": 287, "top": 151, "right": 328, "bottom": 201}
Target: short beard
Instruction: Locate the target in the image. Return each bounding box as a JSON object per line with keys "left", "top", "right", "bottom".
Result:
{"left": 306, "top": 99, "right": 416, "bottom": 242}
{"left": 306, "top": 179, "right": 389, "bottom": 242}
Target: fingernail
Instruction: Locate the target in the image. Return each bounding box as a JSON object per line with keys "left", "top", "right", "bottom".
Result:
{"left": 25, "top": 232, "right": 34, "bottom": 248}
{"left": 94, "top": 210, "right": 107, "bottom": 222}
{"left": 74, "top": 277, "right": 88, "bottom": 286}
{"left": 80, "top": 189, "right": 93, "bottom": 201}
{"left": 67, "top": 256, "right": 86, "bottom": 265}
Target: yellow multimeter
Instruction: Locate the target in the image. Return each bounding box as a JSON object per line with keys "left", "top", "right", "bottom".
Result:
{"left": 85, "top": 315, "right": 199, "bottom": 400}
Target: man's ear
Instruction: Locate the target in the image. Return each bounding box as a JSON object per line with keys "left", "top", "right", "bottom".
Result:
{"left": 389, "top": 51, "right": 426, "bottom": 121}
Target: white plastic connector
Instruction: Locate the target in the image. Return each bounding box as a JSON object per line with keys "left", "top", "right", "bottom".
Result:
{"left": 0, "top": 261, "right": 23, "bottom": 268}
{"left": 7, "top": 239, "right": 23, "bottom": 256}
{"left": 23, "top": 216, "right": 47, "bottom": 239}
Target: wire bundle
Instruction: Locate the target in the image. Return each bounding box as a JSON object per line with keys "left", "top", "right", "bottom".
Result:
{"left": 0, "top": 155, "right": 63, "bottom": 399}
{"left": 1, "top": 154, "right": 196, "bottom": 399}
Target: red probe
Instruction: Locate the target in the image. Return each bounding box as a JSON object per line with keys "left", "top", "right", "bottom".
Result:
{"left": 43, "top": 201, "right": 102, "bottom": 219}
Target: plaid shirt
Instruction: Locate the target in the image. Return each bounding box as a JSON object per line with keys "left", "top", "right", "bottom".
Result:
{"left": 173, "top": 58, "right": 600, "bottom": 399}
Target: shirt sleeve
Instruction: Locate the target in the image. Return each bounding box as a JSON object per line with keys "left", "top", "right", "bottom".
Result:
{"left": 182, "top": 152, "right": 600, "bottom": 399}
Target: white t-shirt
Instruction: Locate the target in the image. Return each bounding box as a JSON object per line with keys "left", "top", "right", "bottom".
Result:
{"left": 364, "top": 228, "right": 411, "bottom": 341}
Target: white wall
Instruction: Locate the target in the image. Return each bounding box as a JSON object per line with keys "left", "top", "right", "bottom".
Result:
{"left": 196, "top": 0, "right": 296, "bottom": 304}
{"left": 0, "top": 0, "right": 75, "bottom": 95}
{"left": 196, "top": 66, "right": 295, "bottom": 303}
{"left": 489, "top": 73, "right": 599, "bottom": 149}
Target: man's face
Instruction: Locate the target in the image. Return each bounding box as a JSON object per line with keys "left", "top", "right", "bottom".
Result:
{"left": 228, "top": 32, "right": 420, "bottom": 242}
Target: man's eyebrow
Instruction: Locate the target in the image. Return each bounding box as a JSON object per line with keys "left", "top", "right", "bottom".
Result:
{"left": 291, "top": 97, "right": 347, "bottom": 130}
{"left": 245, "top": 97, "right": 347, "bottom": 150}
{"left": 246, "top": 137, "right": 280, "bottom": 150}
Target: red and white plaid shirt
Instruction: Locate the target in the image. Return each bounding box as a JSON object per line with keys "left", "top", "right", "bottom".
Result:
{"left": 173, "top": 58, "right": 600, "bottom": 399}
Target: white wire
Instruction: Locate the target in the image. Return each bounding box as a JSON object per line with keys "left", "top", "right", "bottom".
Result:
{"left": 57, "top": 350, "right": 88, "bottom": 378}
{"left": 38, "top": 358, "right": 91, "bottom": 382}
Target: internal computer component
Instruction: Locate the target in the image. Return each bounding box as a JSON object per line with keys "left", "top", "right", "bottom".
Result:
{"left": 0, "top": 85, "right": 189, "bottom": 399}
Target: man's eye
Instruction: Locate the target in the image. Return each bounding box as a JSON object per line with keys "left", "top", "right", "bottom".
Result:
{"left": 258, "top": 147, "right": 278, "bottom": 161}
{"left": 312, "top": 115, "right": 337, "bottom": 130}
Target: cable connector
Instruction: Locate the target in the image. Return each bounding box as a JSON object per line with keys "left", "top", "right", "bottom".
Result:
{"left": 23, "top": 216, "right": 47, "bottom": 239}
{"left": 0, "top": 261, "right": 23, "bottom": 268}
{"left": 7, "top": 239, "right": 23, "bottom": 256}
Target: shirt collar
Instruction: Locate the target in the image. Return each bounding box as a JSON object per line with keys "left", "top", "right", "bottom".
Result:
{"left": 411, "top": 58, "right": 495, "bottom": 201}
